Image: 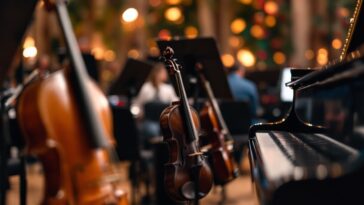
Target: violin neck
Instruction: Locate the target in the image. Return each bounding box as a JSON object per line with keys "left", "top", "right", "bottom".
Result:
{"left": 174, "top": 70, "right": 199, "bottom": 144}
{"left": 55, "top": 1, "right": 109, "bottom": 148}
{"left": 198, "top": 70, "right": 232, "bottom": 138}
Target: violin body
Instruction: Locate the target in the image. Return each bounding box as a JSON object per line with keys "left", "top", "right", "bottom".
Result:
{"left": 160, "top": 101, "right": 213, "bottom": 202}
{"left": 200, "top": 104, "right": 238, "bottom": 185}
{"left": 17, "top": 69, "right": 128, "bottom": 205}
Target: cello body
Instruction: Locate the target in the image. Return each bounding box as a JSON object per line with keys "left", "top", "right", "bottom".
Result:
{"left": 17, "top": 69, "right": 128, "bottom": 205}
{"left": 160, "top": 101, "right": 213, "bottom": 201}
{"left": 199, "top": 105, "right": 238, "bottom": 185}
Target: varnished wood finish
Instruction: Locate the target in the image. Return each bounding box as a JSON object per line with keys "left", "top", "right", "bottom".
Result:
{"left": 17, "top": 69, "right": 128, "bottom": 205}
{"left": 160, "top": 102, "right": 213, "bottom": 201}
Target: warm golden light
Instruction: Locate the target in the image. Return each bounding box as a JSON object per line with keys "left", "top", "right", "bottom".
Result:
{"left": 166, "top": 0, "right": 182, "bottom": 5}
{"left": 239, "top": 0, "right": 253, "bottom": 5}
{"left": 149, "top": 46, "right": 160, "bottom": 56}
{"left": 250, "top": 25, "right": 265, "bottom": 39}
{"left": 104, "top": 50, "right": 116, "bottom": 62}
{"left": 23, "top": 37, "right": 37, "bottom": 58}
{"left": 128, "top": 49, "right": 140, "bottom": 59}
{"left": 122, "top": 8, "right": 139, "bottom": 23}
{"left": 221, "top": 54, "right": 235, "bottom": 67}
{"left": 332, "top": 38, "right": 342, "bottom": 50}
{"left": 185, "top": 26, "right": 198, "bottom": 38}
{"left": 23, "top": 47, "right": 37, "bottom": 58}
{"left": 273, "top": 52, "right": 286, "bottom": 64}
{"left": 265, "top": 15, "right": 276, "bottom": 27}
{"left": 305, "top": 49, "right": 315, "bottom": 60}
{"left": 264, "top": 1, "right": 279, "bottom": 15}
{"left": 317, "top": 48, "right": 328, "bottom": 65}
{"left": 237, "top": 49, "right": 256, "bottom": 68}
{"left": 230, "top": 18, "right": 246, "bottom": 34}
{"left": 158, "top": 29, "right": 171, "bottom": 40}
{"left": 91, "top": 47, "right": 104, "bottom": 60}
{"left": 229, "top": 36, "right": 243, "bottom": 48}
{"left": 165, "top": 7, "right": 182, "bottom": 22}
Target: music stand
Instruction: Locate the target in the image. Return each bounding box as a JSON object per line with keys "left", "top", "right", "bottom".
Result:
{"left": 157, "top": 37, "right": 233, "bottom": 100}
{"left": 108, "top": 58, "right": 154, "bottom": 106}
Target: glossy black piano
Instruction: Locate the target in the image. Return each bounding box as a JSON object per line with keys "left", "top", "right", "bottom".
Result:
{"left": 248, "top": 0, "right": 364, "bottom": 204}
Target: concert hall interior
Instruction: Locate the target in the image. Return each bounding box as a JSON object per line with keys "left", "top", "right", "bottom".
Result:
{"left": 2, "top": 0, "right": 364, "bottom": 205}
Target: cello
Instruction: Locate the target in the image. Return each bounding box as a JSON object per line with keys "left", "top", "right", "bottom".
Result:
{"left": 159, "top": 47, "right": 213, "bottom": 203}
{"left": 196, "top": 63, "right": 239, "bottom": 185}
{"left": 16, "top": 0, "right": 128, "bottom": 204}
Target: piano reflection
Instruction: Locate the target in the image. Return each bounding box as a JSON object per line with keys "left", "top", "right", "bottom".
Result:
{"left": 248, "top": 1, "right": 364, "bottom": 204}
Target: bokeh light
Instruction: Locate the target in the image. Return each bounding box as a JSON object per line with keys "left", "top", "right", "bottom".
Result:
{"left": 265, "top": 15, "right": 276, "bottom": 27}
{"left": 237, "top": 49, "right": 256, "bottom": 68}
{"left": 239, "top": 0, "right": 253, "bottom": 5}
{"left": 332, "top": 38, "right": 342, "bottom": 50}
{"left": 273, "top": 52, "right": 286, "bottom": 64}
{"left": 166, "top": 0, "right": 182, "bottom": 5}
{"left": 122, "top": 8, "right": 139, "bottom": 23}
{"left": 165, "top": 7, "right": 183, "bottom": 22}
{"left": 264, "top": 1, "right": 279, "bottom": 15}
{"left": 158, "top": 29, "right": 171, "bottom": 40}
{"left": 22, "top": 37, "right": 38, "bottom": 58}
{"left": 317, "top": 48, "right": 328, "bottom": 65}
{"left": 104, "top": 50, "right": 116, "bottom": 62}
{"left": 250, "top": 25, "right": 265, "bottom": 39}
{"left": 128, "top": 49, "right": 140, "bottom": 59}
{"left": 221, "top": 54, "right": 235, "bottom": 67}
{"left": 185, "top": 26, "right": 198, "bottom": 38}
{"left": 305, "top": 49, "right": 315, "bottom": 60}
{"left": 230, "top": 18, "right": 246, "bottom": 34}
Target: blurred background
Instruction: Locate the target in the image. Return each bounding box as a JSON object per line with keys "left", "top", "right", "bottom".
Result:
{"left": 15, "top": 0, "right": 356, "bottom": 122}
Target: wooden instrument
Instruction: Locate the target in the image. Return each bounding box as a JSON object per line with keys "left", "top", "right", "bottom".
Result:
{"left": 16, "top": 0, "right": 128, "bottom": 204}
{"left": 159, "top": 47, "right": 213, "bottom": 202}
{"left": 196, "top": 63, "right": 239, "bottom": 185}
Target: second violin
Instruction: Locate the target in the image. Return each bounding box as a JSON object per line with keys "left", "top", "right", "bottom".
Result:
{"left": 159, "top": 47, "right": 213, "bottom": 202}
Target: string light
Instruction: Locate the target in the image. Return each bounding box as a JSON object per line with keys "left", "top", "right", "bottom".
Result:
{"left": 165, "top": 7, "right": 183, "bottom": 22}
{"left": 230, "top": 18, "right": 246, "bottom": 34}
{"left": 121, "top": 8, "right": 138, "bottom": 23}
{"left": 221, "top": 54, "right": 235, "bottom": 67}
{"left": 237, "top": 49, "right": 256, "bottom": 68}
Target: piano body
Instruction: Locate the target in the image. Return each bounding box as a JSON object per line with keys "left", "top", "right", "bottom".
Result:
{"left": 248, "top": 1, "right": 364, "bottom": 204}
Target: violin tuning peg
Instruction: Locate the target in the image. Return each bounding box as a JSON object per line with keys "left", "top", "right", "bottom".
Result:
{"left": 163, "top": 46, "right": 174, "bottom": 59}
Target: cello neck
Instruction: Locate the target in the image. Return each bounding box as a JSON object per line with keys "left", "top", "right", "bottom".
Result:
{"left": 54, "top": 0, "right": 109, "bottom": 148}
{"left": 196, "top": 64, "right": 232, "bottom": 138}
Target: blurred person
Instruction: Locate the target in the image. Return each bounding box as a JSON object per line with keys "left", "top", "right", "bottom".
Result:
{"left": 133, "top": 63, "right": 178, "bottom": 146}
{"left": 227, "top": 63, "right": 260, "bottom": 123}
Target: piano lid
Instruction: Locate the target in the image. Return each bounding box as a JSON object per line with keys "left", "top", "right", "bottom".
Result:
{"left": 0, "top": 0, "right": 38, "bottom": 85}
{"left": 340, "top": 0, "right": 364, "bottom": 60}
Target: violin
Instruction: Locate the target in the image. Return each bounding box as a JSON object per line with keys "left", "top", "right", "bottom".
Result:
{"left": 16, "top": 1, "right": 128, "bottom": 204}
{"left": 196, "top": 63, "right": 239, "bottom": 185}
{"left": 159, "top": 47, "right": 213, "bottom": 202}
